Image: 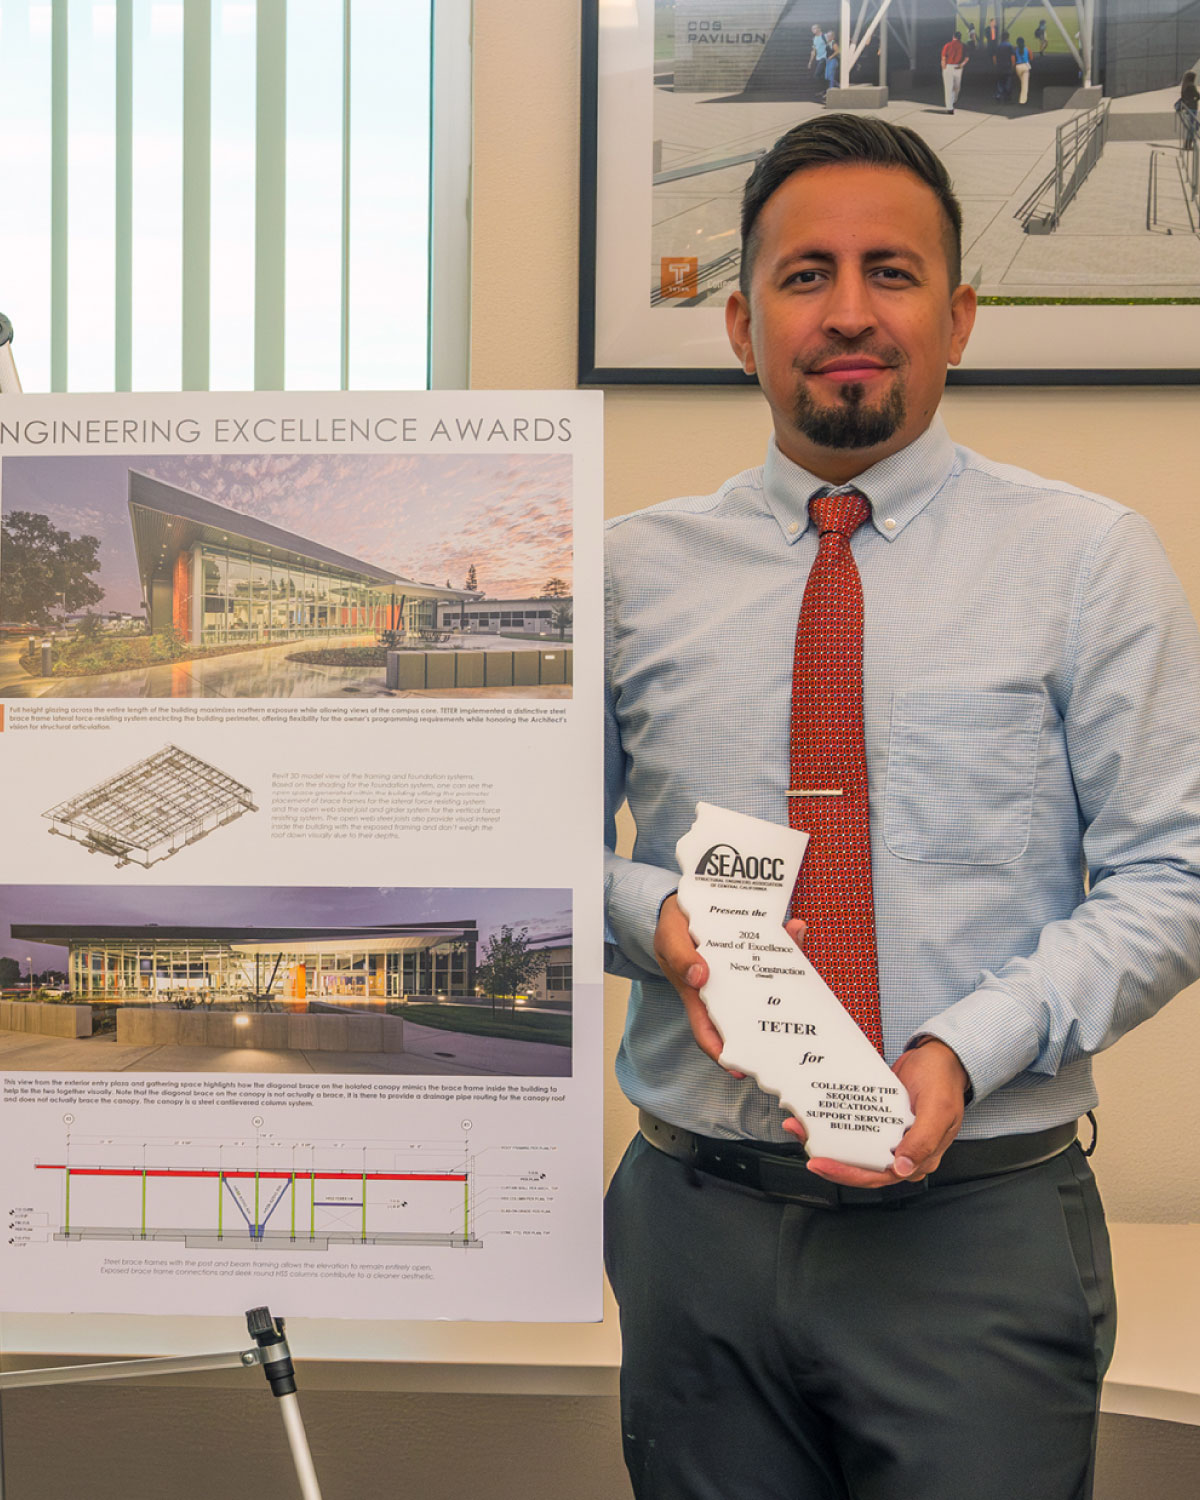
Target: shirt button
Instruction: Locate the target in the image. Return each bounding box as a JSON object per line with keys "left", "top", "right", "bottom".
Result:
{"left": 883, "top": 517, "right": 897, "bottom": 530}
{"left": 788, "top": 521, "right": 799, "bottom": 534}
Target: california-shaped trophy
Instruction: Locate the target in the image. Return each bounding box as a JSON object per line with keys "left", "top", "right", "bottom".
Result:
{"left": 675, "top": 802, "right": 914, "bottom": 1171}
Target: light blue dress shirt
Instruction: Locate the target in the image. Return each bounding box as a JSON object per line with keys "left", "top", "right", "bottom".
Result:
{"left": 605, "top": 417, "right": 1200, "bottom": 1143}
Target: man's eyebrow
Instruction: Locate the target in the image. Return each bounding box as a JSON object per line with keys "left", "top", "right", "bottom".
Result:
{"left": 770, "top": 246, "right": 928, "bottom": 273}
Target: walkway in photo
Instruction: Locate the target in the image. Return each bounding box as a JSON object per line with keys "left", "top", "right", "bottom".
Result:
{"left": 650, "top": 82, "right": 1200, "bottom": 302}
{"left": 395, "top": 1019, "right": 571, "bottom": 1076}
{"left": 1, "top": 631, "right": 571, "bottom": 699}
{"left": 0, "top": 1021, "right": 570, "bottom": 1077}
{"left": 996, "top": 140, "right": 1200, "bottom": 295}
{"left": 0, "top": 637, "right": 43, "bottom": 698}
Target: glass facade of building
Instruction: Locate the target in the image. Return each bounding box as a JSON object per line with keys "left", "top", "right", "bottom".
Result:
{"left": 197, "top": 546, "right": 439, "bottom": 647}
{"left": 69, "top": 937, "right": 471, "bottom": 1003}
{"left": 438, "top": 603, "right": 558, "bottom": 633}
{"left": 545, "top": 961, "right": 572, "bottom": 991}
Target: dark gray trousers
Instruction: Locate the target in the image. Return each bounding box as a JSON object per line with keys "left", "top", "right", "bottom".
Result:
{"left": 605, "top": 1133, "right": 1115, "bottom": 1500}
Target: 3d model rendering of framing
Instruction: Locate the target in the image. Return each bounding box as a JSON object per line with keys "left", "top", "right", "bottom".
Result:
{"left": 43, "top": 744, "right": 257, "bottom": 868}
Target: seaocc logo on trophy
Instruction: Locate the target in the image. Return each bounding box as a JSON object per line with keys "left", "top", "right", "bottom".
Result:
{"left": 675, "top": 803, "right": 914, "bottom": 1170}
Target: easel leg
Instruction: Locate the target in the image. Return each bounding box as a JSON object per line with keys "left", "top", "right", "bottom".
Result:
{"left": 247, "top": 1308, "right": 325, "bottom": 1500}
{"left": 0, "top": 315, "right": 22, "bottom": 394}
{"left": 278, "top": 1391, "right": 324, "bottom": 1500}
{"left": 0, "top": 1309, "right": 323, "bottom": 1499}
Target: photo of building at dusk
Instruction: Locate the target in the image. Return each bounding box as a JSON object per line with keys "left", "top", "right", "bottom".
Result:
{"left": 129, "top": 470, "right": 461, "bottom": 648}
{"left": 0, "top": 886, "right": 572, "bottom": 1078}
{"left": 0, "top": 450, "right": 573, "bottom": 698}
{"left": 21, "top": 919, "right": 479, "bottom": 1007}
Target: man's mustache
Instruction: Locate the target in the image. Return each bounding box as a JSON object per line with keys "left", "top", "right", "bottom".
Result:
{"left": 797, "top": 341, "right": 907, "bottom": 373}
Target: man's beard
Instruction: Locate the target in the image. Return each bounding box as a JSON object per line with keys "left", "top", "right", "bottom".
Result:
{"left": 791, "top": 367, "right": 906, "bottom": 451}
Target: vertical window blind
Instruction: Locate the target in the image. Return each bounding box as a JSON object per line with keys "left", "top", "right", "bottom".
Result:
{"left": 0, "top": 0, "right": 437, "bottom": 392}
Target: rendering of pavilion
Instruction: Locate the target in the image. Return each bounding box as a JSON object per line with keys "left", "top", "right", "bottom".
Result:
{"left": 10, "top": 921, "right": 479, "bottom": 1005}
{"left": 128, "top": 470, "right": 469, "bottom": 647}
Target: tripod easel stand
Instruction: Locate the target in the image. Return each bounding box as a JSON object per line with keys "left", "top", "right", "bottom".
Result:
{"left": 0, "top": 314, "right": 323, "bottom": 1498}
{"left": 0, "top": 315, "right": 21, "bottom": 394}
{"left": 0, "top": 1308, "right": 324, "bottom": 1499}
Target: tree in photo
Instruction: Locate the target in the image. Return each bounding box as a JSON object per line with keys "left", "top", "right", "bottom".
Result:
{"left": 476, "top": 925, "right": 546, "bottom": 1016}
{"left": 541, "top": 576, "right": 569, "bottom": 599}
{"left": 0, "top": 957, "right": 21, "bottom": 991}
{"left": 464, "top": 563, "right": 479, "bottom": 593}
{"left": 550, "top": 598, "right": 573, "bottom": 640}
{"left": 0, "top": 510, "right": 104, "bottom": 627}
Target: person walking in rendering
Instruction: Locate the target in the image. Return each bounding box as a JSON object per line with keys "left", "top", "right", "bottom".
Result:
{"left": 809, "top": 22, "right": 828, "bottom": 79}
{"left": 993, "top": 30, "right": 1016, "bottom": 101}
{"left": 1178, "top": 70, "right": 1200, "bottom": 151}
{"left": 824, "top": 32, "right": 840, "bottom": 95}
{"left": 1014, "top": 36, "right": 1032, "bottom": 104}
{"left": 941, "top": 30, "right": 968, "bottom": 113}
{"left": 1035, "top": 18, "right": 1048, "bottom": 54}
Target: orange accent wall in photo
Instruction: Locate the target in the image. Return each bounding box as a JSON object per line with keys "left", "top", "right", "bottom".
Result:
{"left": 172, "top": 550, "right": 191, "bottom": 636}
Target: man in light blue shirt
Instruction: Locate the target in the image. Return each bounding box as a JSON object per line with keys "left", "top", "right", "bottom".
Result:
{"left": 809, "top": 22, "right": 828, "bottom": 76}
{"left": 604, "top": 115, "right": 1200, "bottom": 1500}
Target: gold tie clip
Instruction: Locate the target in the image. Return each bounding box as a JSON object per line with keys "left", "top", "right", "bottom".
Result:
{"left": 786, "top": 789, "right": 844, "bottom": 797}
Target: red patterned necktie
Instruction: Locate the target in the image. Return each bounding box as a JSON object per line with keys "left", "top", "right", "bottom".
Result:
{"left": 788, "top": 489, "right": 883, "bottom": 1053}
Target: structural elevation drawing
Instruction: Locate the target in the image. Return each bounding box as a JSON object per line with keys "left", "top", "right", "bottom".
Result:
{"left": 43, "top": 744, "right": 257, "bottom": 868}
{"left": 24, "top": 1127, "right": 559, "bottom": 1254}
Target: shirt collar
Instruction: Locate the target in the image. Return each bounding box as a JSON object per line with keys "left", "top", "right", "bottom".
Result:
{"left": 762, "top": 414, "right": 957, "bottom": 545}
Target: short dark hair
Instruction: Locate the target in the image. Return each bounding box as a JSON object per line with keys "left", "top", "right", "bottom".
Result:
{"left": 738, "top": 114, "right": 963, "bottom": 295}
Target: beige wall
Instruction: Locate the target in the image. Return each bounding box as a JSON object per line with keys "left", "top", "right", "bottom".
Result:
{"left": 472, "top": 0, "right": 1200, "bottom": 1226}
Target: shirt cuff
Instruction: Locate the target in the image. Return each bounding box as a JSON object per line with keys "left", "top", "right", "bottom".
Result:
{"left": 604, "top": 862, "right": 681, "bottom": 978}
{"left": 906, "top": 986, "right": 1042, "bottom": 1106}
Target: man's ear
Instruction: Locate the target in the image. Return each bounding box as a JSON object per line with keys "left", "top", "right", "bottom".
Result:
{"left": 947, "top": 282, "right": 977, "bottom": 367}
{"left": 726, "top": 291, "right": 756, "bottom": 376}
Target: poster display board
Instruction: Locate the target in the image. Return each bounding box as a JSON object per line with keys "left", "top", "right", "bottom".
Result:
{"left": 0, "top": 391, "right": 604, "bottom": 1331}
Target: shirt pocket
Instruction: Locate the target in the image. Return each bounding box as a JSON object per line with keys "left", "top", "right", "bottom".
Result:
{"left": 883, "top": 689, "right": 1045, "bottom": 864}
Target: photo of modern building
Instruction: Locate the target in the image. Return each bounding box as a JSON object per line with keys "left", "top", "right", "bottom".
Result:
{"left": 436, "top": 595, "right": 573, "bottom": 637}
{"left": 527, "top": 931, "right": 573, "bottom": 1010}
{"left": 0, "top": 449, "right": 574, "bottom": 698}
{"left": 0, "top": 886, "right": 572, "bottom": 1078}
{"left": 18, "top": 920, "right": 478, "bottom": 1007}
{"left": 129, "top": 470, "right": 463, "bottom": 649}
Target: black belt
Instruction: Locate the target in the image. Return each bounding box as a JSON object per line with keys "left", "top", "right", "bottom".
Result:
{"left": 638, "top": 1109, "right": 1078, "bottom": 1210}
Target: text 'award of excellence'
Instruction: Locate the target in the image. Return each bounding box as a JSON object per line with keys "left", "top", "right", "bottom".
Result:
{"left": 675, "top": 803, "right": 914, "bottom": 1171}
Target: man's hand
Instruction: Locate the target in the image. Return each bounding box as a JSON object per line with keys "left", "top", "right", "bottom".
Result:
{"left": 653, "top": 895, "right": 806, "bottom": 1075}
{"left": 653, "top": 894, "right": 724, "bottom": 1063}
{"left": 796, "top": 1037, "right": 969, "bottom": 1188}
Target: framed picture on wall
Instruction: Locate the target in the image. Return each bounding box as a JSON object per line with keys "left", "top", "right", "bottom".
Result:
{"left": 579, "top": 0, "right": 1200, "bottom": 385}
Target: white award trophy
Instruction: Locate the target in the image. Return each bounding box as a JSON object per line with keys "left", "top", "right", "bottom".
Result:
{"left": 675, "top": 802, "right": 914, "bottom": 1171}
